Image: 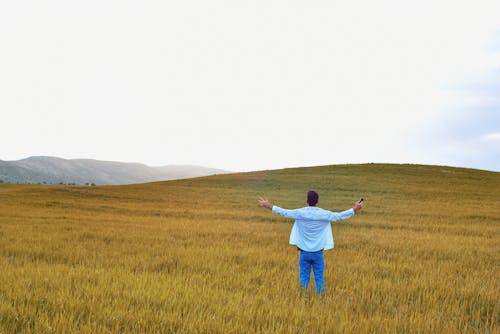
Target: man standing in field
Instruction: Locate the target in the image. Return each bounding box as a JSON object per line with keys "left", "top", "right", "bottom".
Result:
{"left": 258, "top": 191, "right": 363, "bottom": 295}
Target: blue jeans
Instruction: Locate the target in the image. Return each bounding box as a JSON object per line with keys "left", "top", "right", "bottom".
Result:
{"left": 299, "top": 250, "right": 325, "bottom": 295}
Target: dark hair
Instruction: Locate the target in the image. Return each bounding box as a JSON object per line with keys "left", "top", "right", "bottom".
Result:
{"left": 307, "top": 190, "right": 319, "bottom": 206}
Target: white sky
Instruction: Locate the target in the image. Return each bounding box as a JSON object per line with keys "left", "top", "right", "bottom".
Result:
{"left": 1, "top": 0, "right": 499, "bottom": 172}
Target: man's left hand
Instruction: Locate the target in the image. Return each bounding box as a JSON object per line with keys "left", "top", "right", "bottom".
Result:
{"left": 258, "top": 198, "right": 273, "bottom": 209}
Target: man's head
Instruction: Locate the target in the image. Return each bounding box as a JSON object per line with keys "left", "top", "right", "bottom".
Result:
{"left": 307, "top": 190, "right": 319, "bottom": 206}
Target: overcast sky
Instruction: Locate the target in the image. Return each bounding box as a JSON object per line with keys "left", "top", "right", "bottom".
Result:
{"left": 1, "top": 0, "right": 499, "bottom": 172}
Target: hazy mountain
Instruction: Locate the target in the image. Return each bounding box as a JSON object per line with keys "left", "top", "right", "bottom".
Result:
{"left": 0, "top": 156, "right": 230, "bottom": 185}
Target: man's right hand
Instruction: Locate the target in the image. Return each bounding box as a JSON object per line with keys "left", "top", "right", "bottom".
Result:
{"left": 353, "top": 200, "right": 364, "bottom": 212}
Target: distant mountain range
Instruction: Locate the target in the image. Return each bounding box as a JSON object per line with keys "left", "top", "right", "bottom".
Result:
{"left": 0, "top": 156, "right": 230, "bottom": 185}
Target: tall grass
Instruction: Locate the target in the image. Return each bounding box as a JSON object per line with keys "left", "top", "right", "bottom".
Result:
{"left": 0, "top": 164, "right": 498, "bottom": 333}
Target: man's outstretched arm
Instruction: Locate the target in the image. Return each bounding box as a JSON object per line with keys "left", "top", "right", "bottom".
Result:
{"left": 327, "top": 199, "right": 364, "bottom": 221}
{"left": 258, "top": 198, "right": 303, "bottom": 219}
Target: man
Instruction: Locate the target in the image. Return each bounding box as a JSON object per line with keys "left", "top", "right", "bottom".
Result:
{"left": 258, "top": 190, "right": 363, "bottom": 295}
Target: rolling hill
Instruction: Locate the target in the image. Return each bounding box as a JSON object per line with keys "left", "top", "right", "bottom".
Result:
{"left": 0, "top": 163, "right": 498, "bottom": 333}
{"left": 0, "top": 156, "right": 229, "bottom": 185}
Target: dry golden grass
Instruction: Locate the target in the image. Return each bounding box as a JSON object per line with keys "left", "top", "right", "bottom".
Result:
{"left": 0, "top": 164, "right": 499, "bottom": 333}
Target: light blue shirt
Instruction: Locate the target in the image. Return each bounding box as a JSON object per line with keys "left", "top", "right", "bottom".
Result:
{"left": 271, "top": 206, "right": 355, "bottom": 252}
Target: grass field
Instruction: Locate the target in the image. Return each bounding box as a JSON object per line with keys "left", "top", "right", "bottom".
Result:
{"left": 0, "top": 163, "right": 499, "bottom": 333}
